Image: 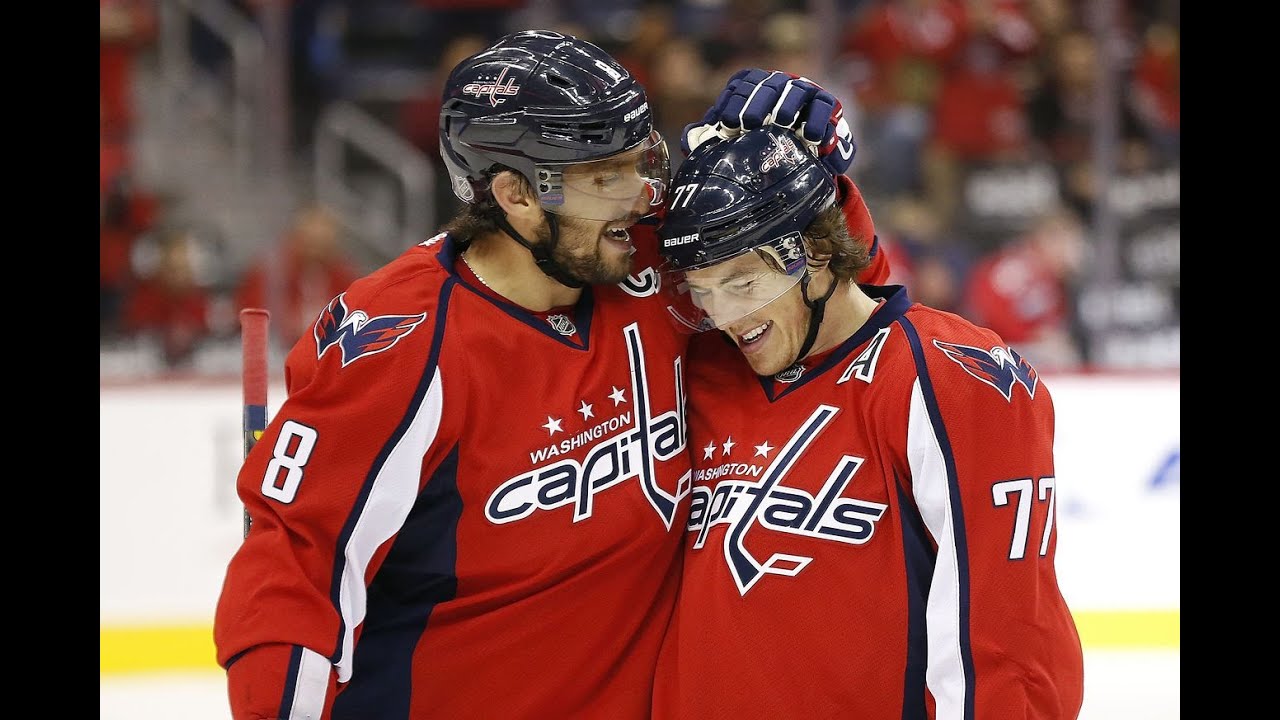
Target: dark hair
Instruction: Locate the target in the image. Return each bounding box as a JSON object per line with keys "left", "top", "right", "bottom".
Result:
{"left": 804, "top": 202, "right": 870, "bottom": 282}
{"left": 441, "top": 170, "right": 533, "bottom": 245}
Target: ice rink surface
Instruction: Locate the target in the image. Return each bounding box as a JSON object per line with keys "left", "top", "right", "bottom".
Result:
{"left": 101, "top": 648, "right": 1179, "bottom": 719}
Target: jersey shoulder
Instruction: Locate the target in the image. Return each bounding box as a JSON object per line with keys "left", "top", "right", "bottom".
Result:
{"left": 902, "top": 304, "right": 1046, "bottom": 406}
{"left": 284, "top": 233, "right": 453, "bottom": 391}
{"left": 903, "top": 304, "right": 1004, "bottom": 348}
{"left": 337, "top": 234, "right": 452, "bottom": 313}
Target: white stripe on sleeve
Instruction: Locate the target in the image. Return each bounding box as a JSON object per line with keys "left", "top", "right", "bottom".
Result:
{"left": 287, "top": 647, "right": 332, "bottom": 719}
{"left": 906, "top": 379, "right": 967, "bottom": 719}
{"left": 334, "top": 366, "right": 446, "bottom": 682}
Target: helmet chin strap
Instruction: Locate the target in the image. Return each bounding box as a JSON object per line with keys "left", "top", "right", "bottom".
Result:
{"left": 791, "top": 268, "right": 839, "bottom": 367}
{"left": 494, "top": 212, "right": 587, "bottom": 289}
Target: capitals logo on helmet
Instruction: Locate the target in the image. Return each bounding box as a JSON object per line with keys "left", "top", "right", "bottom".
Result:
{"left": 461, "top": 66, "right": 520, "bottom": 107}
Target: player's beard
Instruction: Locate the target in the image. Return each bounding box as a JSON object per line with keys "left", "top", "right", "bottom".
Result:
{"left": 538, "top": 214, "right": 635, "bottom": 286}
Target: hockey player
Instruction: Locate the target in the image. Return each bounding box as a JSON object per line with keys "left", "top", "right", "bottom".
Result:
{"left": 652, "top": 126, "right": 1085, "bottom": 719}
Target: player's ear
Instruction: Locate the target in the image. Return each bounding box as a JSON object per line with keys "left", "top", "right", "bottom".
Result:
{"left": 492, "top": 171, "right": 538, "bottom": 221}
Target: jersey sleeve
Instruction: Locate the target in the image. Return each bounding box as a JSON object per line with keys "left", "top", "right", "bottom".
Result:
{"left": 214, "top": 278, "right": 453, "bottom": 720}
{"left": 835, "top": 175, "right": 890, "bottom": 284}
{"left": 903, "top": 319, "right": 1084, "bottom": 718}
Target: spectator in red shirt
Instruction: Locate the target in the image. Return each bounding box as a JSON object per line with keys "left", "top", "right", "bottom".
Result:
{"left": 122, "top": 227, "right": 215, "bottom": 367}
{"left": 234, "top": 203, "right": 362, "bottom": 346}
{"left": 1130, "top": 21, "right": 1179, "bottom": 162}
{"left": 101, "top": 149, "right": 161, "bottom": 339}
{"left": 842, "top": 0, "right": 971, "bottom": 113}
{"left": 962, "top": 205, "right": 1086, "bottom": 369}
{"left": 923, "top": 32, "right": 1031, "bottom": 223}
{"left": 100, "top": 0, "right": 156, "bottom": 140}
{"left": 930, "top": 34, "right": 1029, "bottom": 161}
{"left": 841, "top": 0, "right": 972, "bottom": 195}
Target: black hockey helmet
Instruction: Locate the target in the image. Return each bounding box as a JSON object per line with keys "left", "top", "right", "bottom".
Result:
{"left": 659, "top": 126, "right": 838, "bottom": 332}
{"left": 439, "top": 30, "right": 668, "bottom": 222}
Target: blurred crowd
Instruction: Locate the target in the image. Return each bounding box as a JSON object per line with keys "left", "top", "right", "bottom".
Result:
{"left": 101, "top": 0, "right": 1179, "bottom": 375}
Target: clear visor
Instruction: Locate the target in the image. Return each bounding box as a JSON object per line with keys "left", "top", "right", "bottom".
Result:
{"left": 661, "top": 246, "right": 806, "bottom": 333}
{"left": 536, "top": 131, "right": 669, "bottom": 222}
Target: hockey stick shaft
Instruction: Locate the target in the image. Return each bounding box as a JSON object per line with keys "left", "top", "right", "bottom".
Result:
{"left": 239, "top": 308, "right": 270, "bottom": 539}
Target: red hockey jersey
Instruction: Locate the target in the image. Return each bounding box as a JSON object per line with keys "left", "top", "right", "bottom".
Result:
{"left": 652, "top": 285, "right": 1084, "bottom": 719}
{"left": 215, "top": 228, "right": 692, "bottom": 719}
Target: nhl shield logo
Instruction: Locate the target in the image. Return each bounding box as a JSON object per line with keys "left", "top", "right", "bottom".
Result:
{"left": 546, "top": 313, "right": 577, "bottom": 336}
{"left": 774, "top": 364, "right": 805, "bottom": 383}
{"left": 451, "top": 174, "right": 475, "bottom": 202}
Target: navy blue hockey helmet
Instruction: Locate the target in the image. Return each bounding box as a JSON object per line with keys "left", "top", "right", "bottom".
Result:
{"left": 439, "top": 30, "right": 668, "bottom": 222}
{"left": 659, "top": 126, "right": 838, "bottom": 332}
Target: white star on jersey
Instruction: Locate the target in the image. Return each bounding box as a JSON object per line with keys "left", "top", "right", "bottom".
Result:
{"left": 542, "top": 416, "right": 563, "bottom": 435}
{"left": 577, "top": 401, "right": 594, "bottom": 420}
{"left": 703, "top": 441, "right": 717, "bottom": 459}
{"left": 609, "top": 386, "right": 627, "bottom": 406}
{"left": 754, "top": 440, "right": 775, "bottom": 457}
{"left": 722, "top": 437, "right": 736, "bottom": 455}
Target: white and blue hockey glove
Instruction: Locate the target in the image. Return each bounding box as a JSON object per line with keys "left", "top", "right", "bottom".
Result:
{"left": 682, "top": 69, "right": 857, "bottom": 177}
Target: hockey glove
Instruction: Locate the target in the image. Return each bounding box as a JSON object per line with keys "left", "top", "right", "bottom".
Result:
{"left": 682, "top": 69, "right": 857, "bottom": 177}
